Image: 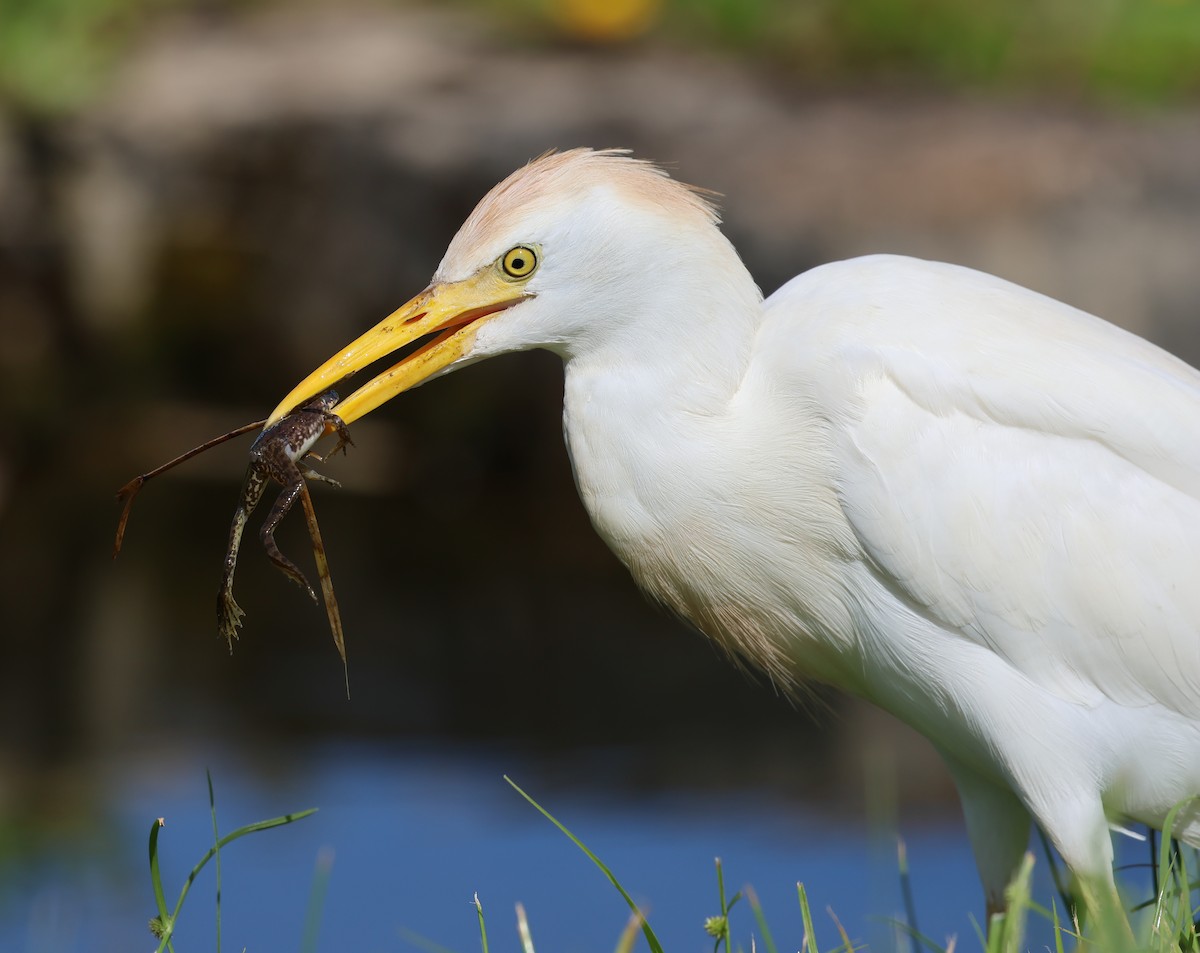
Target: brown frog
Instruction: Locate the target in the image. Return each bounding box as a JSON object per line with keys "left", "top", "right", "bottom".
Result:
{"left": 216, "top": 390, "right": 353, "bottom": 648}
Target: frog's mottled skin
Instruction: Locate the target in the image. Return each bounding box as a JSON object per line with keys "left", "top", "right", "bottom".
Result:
{"left": 217, "top": 391, "right": 353, "bottom": 648}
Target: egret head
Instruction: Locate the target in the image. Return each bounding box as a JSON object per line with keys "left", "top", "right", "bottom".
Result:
{"left": 266, "top": 149, "right": 725, "bottom": 425}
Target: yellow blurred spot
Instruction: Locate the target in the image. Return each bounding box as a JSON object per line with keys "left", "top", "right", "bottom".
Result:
{"left": 548, "top": 0, "right": 662, "bottom": 42}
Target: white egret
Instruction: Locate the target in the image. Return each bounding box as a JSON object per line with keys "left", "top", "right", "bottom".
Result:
{"left": 268, "top": 149, "right": 1200, "bottom": 914}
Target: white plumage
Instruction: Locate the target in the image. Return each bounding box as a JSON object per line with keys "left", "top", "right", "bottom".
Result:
{"left": 270, "top": 149, "right": 1200, "bottom": 913}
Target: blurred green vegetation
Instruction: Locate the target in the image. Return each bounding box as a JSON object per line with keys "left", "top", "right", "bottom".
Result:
{"left": 686, "top": 0, "right": 1200, "bottom": 102}
{"left": 1, "top": 0, "right": 1198, "bottom": 114}
{"left": 0, "top": 0, "right": 149, "bottom": 113}
{"left": 477, "top": 0, "right": 1200, "bottom": 104}
{"left": 785, "top": 0, "right": 1200, "bottom": 102}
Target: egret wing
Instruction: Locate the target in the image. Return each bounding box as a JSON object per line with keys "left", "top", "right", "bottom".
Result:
{"left": 769, "top": 256, "right": 1200, "bottom": 715}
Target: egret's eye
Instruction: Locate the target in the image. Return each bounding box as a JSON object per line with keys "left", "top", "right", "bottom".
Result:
{"left": 501, "top": 245, "right": 538, "bottom": 279}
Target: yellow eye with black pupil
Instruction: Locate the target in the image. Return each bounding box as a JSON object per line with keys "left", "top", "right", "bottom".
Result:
{"left": 502, "top": 246, "right": 538, "bottom": 279}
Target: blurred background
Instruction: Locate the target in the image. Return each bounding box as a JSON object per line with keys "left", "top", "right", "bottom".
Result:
{"left": 2, "top": 0, "right": 1199, "bottom": 950}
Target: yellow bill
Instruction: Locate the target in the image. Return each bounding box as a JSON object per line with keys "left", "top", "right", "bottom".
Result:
{"left": 267, "top": 271, "right": 527, "bottom": 427}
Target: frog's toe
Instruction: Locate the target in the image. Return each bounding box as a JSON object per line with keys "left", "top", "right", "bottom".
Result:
{"left": 217, "top": 593, "right": 246, "bottom": 651}
{"left": 331, "top": 426, "right": 353, "bottom": 455}
{"left": 270, "top": 558, "right": 318, "bottom": 603}
{"left": 297, "top": 578, "right": 318, "bottom": 603}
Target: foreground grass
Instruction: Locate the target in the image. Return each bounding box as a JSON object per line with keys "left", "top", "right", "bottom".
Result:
{"left": 500, "top": 777, "right": 1200, "bottom": 953}
{"left": 146, "top": 772, "right": 318, "bottom": 953}
{"left": 148, "top": 775, "right": 1199, "bottom": 952}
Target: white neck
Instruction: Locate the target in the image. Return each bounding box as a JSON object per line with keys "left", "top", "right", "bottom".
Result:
{"left": 555, "top": 242, "right": 863, "bottom": 688}
{"left": 558, "top": 246, "right": 786, "bottom": 653}
{"left": 558, "top": 228, "right": 763, "bottom": 413}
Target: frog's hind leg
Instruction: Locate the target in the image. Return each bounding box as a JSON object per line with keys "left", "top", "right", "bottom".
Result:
{"left": 260, "top": 479, "right": 318, "bottom": 603}
{"left": 218, "top": 465, "right": 268, "bottom": 649}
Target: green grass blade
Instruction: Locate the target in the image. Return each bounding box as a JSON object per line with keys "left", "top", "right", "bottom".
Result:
{"left": 154, "top": 807, "right": 318, "bottom": 953}
{"left": 207, "top": 770, "right": 222, "bottom": 953}
{"left": 995, "top": 852, "right": 1034, "bottom": 953}
{"left": 396, "top": 926, "right": 461, "bottom": 953}
{"left": 1034, "top": 826, "right": 1072, "bottom": 921}
{"left": 797, "top": 883, "right": 820, "bottom": 953}
{"left": 1180, "top": 848, "right": 1199, "bottom": 950}
{"left": 984, "top": 911, "right": 1002, "bottom": 953}
{"left": 717, "top": 855, "right": 727, "bottom": 921}
{"left": 473, "top": 893, "right": 488, "bottom": 953}
{"left": 613, "top": 910, "right": 644, "bottom": 953}
{"left": 515, "top": 901, "right": 536, "bottom": 953}
{"left": 886, "top": 917, "right": 947, "bottom": 953}
{"left": 1155, "top": 801, "right": 1194, "bottom": 940}
{"left": 1049, "top": 898, "right": 1067, "bottom": 953}
{"left": 744, "top": 886, "right": 778, "bottom": 953}
{"left": 147, "top": 817, "right": 176, "bottom": 951}
{"left": 214, "top": 808, "right": 320, "bottom": 848}
{"left": 712, "top": 857, "right": 738, "bottom": 953}
{"left": 504, "top": 776, "right": 665, "bottom": 953}
{"left": 897, "top": 838, "right": 920, "bottom": 953}
{"left": 824, "top": 906, "right": 855, "bottom": 953}
{"left": 301, "top": 846, "right": 335, "bottom": 953}
{"left": 1153, "top": 801, "right": 1200, "bottom": 949}
{"left": 966, "top": 912, "right": 986, "bottom": 952}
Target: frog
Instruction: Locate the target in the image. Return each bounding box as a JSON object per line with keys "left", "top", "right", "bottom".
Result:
{"left": 216, "top": 390, "right": 353, "bottom": 649}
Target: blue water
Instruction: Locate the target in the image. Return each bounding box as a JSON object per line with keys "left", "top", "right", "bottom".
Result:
{"left": 7, "top": 740, "right": 1156, "bottom": 953}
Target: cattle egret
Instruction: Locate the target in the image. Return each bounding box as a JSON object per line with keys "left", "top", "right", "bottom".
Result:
{"left": 269, "top": 149, "right": 1200, "bottom": 915}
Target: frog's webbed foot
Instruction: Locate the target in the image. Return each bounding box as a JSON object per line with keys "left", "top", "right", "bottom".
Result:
{"left": 261, "top": 482, "right": 318, "bottom": 603}
{"left": 216, "top": 590, "right": 246, "bottom": 651}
